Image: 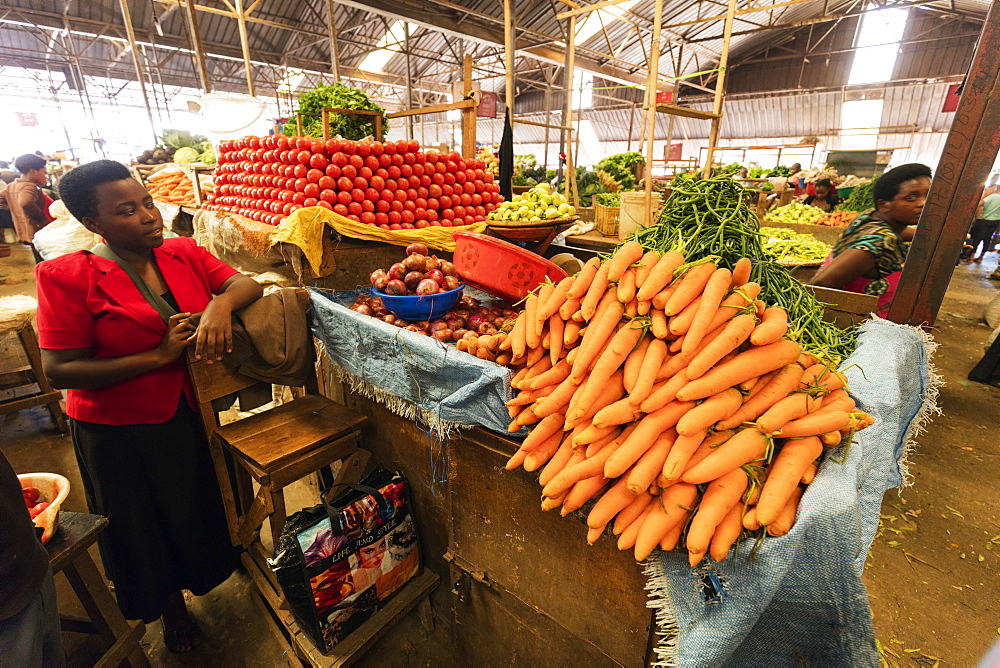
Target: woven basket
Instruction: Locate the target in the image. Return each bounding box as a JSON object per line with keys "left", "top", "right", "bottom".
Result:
{"left": 485, "top": 215, "right": 579, "bottom": 229}
{"left": 594, "top": 202, "right": 620, "bottom": 236}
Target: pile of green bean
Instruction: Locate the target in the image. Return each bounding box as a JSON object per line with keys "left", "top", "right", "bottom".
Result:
{"left": 629, "top": 173, "right": 857, "bottom": 364}
{"left": 836, "top": 178, "right": 877, "bottom": 212}
{"left": 759, "top": 227, "right": 832, "bottom": 264}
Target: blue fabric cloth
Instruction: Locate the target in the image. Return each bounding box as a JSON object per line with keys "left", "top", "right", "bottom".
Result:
{"left": 651, "top": 318, "right": 930, "bottom": 667}
{"left": 309, "top": 289, "right": 516, "bottom": 435}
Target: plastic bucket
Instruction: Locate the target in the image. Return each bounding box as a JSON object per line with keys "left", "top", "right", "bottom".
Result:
{"left": 452, "top": 232, "right": 567, "bottom": 302}
{"left": 619, "top": 191, "right": 650, "bottom": 241}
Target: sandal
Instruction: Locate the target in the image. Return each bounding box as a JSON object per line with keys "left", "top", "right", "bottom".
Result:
{"left": 163, "top": 619, "right": 201, "bottom": 653}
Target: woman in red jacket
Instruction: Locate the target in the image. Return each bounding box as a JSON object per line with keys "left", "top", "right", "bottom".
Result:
{"left": 35, "top": 160, "right": 263, "bottom": 652}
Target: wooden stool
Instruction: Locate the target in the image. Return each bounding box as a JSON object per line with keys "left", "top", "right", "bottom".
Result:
{"left": 47, "top": 511, "right": 149, "bottom": 668}
{"left": 0, "top": 318, "right": 68, "bottom": 432}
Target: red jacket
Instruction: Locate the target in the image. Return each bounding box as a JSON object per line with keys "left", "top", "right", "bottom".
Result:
{"left": 35, "top": 237, "right": 238, "bottom": 425}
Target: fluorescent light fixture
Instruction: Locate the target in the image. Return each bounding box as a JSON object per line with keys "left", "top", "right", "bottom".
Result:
{"left": 575, "top": 0, "right": 640, "bottom": 45}
{"left": 359, "top": 21, "right": 417, "bottom": 73}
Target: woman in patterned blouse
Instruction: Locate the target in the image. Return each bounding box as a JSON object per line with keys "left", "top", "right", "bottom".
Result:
{"left": 810, "top": 163, "right": 931, "bottom": 317}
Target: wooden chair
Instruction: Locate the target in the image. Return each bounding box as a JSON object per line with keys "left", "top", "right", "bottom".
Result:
{"left": 0, "top": 319, "right": 68, "bottom": 433}
{"left": 185, "top": 290, "right": 370, "bottom": 592}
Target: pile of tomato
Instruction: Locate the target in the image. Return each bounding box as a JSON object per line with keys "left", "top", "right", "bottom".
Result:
{"left": 203, "top": 135, "right": 504, "bottom": 229}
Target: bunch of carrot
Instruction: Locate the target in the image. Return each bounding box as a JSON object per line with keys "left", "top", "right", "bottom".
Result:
{"left": 146, "top": 170, "right": 211, "bottom": 206}
{"left": 502, "top": 241, "right": 874, "bottom": 566}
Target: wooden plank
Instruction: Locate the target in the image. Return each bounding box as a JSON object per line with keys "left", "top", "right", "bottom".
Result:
{"left": 887, "top": 5, "right": 1000, "bottom": 326}
{"left": 386, "top": 98, "right": 477, "bottom": 119}
{"left": 654, "top": 103, "right": 720, "bottom": 121}
{"left": 556, "top": 0, "right": 645, "bottom": 19}
{"left": 806, "top": 285, "right": 878, "bottom": 316}
{"left": 513, "top": 118, "right": 574, "bottom": 131}
{"left": 236, "top": 486, "right": 273, "bottom": 547}
{"left": 702, "top": 0, "right": 738, "bottom": 178}
{"left": 46, "top": 512, "right": 107, "bottom": 574}
{"left": 269, "top": 434, "right": 359, "bottom": 489}
{"left": 92, "top": 620, "right": 146, "bottom": 668}
{"left": 0, "top": 391, "right": 63, "bottom": 415}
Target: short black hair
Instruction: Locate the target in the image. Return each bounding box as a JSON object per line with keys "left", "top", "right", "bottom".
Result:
{"left": 815, "top": 179, "right": 832, "bottom": 189}
{"left": 873, "top": 163, "right": 932, "bottom": 205}
{"left": 57, "top": 160, "right": 134, "bottom": 222}
{"left": 14, "top": 154, "right": 46, "bottom": 174}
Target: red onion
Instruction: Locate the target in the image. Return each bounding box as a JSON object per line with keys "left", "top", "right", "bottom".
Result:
{"left": 384, "top": 279, "right": 406, "bottom": 296}
{"left": 351, "top": 304, "right": 374, "bottom": 316}
{"left": 425, "top": 269, "right": 445, "bottom": 285}
{"left": 414, "top": 320, "right": 431, "bottom": 331}
{"left": 460, "top": 330, "right": 477, "bottom": 341}
{"left": 424, "top": 256, "right": 439, "bottom": 272}
{"left": 404, "top": 324, "right": 424, "bottom": 334}
{"left": 387, "top": 262, "right": 407, "bottom": 281}
{"left": 429, "top": 319, "right": 449, "bottom": 333}
{"left": 416, "top": 279, "right": 439, "bottom": 295}
{"left": 404, "top": 271, "right": 425, "bottom": 292}
{"left": 446, "top": 315, "right": 466, "bottom": 330}
{"left": 370, "top": 268, "right": 389, "bottom": 290}
{"left": 406, "top": 243, "right": 429, "bottom": 256}
{"left": 396, "top": 319, "right": 410, "bottom": 327}
{"left": 476, "top": 322, "right": 497, "bottom": 335}
{"left": 433, "top": 328, "right": 452, "bottom": 342}
{"left": 402, "top": 254, "right": 426, "bottom": 272}
{"left": 442, "top": 275, "right": 461, "bottom": 291}
{"left": 383, "top": 314, "right": 397, "bottom": 325}
{"left": 438, "top": 260, "right": 456, "bottom": 276}
{"left": 466, "top": 314, "right": 486, "bottom": 330}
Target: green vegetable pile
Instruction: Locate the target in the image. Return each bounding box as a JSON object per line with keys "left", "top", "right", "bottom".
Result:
{"left": 628, "top": 173, "right": 857, "bottom": 364}
{"left": 575, "top": 167, "right": 606, "bottom": 207}
{"left": 759, "top": 226, "right": 832, "bottom": 265}
{"left": 764, "top": 202, "right": 826, "bottom": 226}
{"left": 595, "top": 192, "right": 622, "bottom": 207}
{"left": 721, "top": 162, "right": 743, "bottom": 174}
{"left": 768, "top": 165, "right": 792, "bottom": 177}
{"left": 836, "top": 177, "right": 878, "bottom": 212}
{"left": 596, "top": 152, "right": 644, "bottom": 191}
{"left": 282, "top": 82, "right": 388, "bottom": 141}
{"left": 748, "top": 167, "right": 768, "bottom": 178}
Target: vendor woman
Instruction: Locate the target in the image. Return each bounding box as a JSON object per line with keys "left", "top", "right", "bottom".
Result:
{"left": 35, "top": 160, "right": 263, "bottom": 652}
{"left": 810, "top": 163, "right": 931, "bottom": 317}
{"left": 803, "top": 178, "right": 840, "bottom": 212}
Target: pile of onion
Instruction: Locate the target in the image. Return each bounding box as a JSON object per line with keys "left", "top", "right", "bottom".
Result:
{"left": 349, "top": 293, "right": 518, "bottom": 343}
{"left": 370, "top": 243, "right": 460, "bottom": 296}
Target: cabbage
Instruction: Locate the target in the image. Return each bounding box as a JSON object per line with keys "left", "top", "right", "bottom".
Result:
{"left": 174, "top": 147, "right": 199, "bottom": 164}
{"left": 199, "top": 147, "right": 216, "bottom": 165}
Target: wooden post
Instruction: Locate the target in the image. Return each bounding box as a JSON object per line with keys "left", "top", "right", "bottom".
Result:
{"left": 461, "top": 53, "right": 477, "bottom": 158}
{"left": 887, "top": 4, "right": 1000, "bottom": 326}
{"left": 504, "top": 0, "right": 515, "bottom": 123}
{"left": 234, "top": 0, "right": 255, "bottom": 96}
{"left": 404, "top": 23, "right": 414, "bottom": 141}
{"left": 564, "top": 15, "right": 577, "bottom": 204}
{"left": 702, "top": 0, "right": 738, "bottom": 178}
{"left": 180, "top": 0, "right": 212, "bottom": 94}
{"left": 326, "top": 0, "right": 341, "bottom": 82}
{"left": 643, "top": 0, "right": 663, "bottom": 226}
{"left": 117, "top": 0, "right": 159, "bottom": 144}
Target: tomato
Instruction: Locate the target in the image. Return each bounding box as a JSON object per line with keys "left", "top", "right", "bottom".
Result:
{"left": 411, "top": 163, "right": 425, "bottom": 177}
{"left": 393, "top": 189, "right": 407, "bottom": 202}
{"left": 336, "top": 176, "right": 353, "bottom": 191}
{"left": 483, "top": 172, "right": 494, "bottom": 183}
{"left": 448, "top": 151, "right": 462, "bottom": 163}
{"left": 318, "top": 176, "right": 335, "bottom": 191}
{"left": 369, "top": 175, "right": 385, "bottom": 191}
{"left": 333, "top": 203, "right": 349, "bottom": 216}
{"left": 374, "top": 168, "right": 389, "bottom": 180}
{"left": 472, "top": 179, "right": 485, "bottom": 193}
{"left": 405, "top": 175, "right": 419, "bottom": 189}
{"left": 323, "top": 165, "right": 341, "bottom": 181}
{"left": 475, "top": 205, "right": 486, "bottom": 216}
{"left": 391, "top": 154, "right": 404, "bottom": 168}
{"left": 294, "top": 178, "right": 308, "bottom": 192}
{"left": 318, "top": 200, "right": 333, "bottom": 211}
{"left": 353, "top": 176, "right": 368, "bottom": 190}
{"left": 414, "top": 208, "right": 427, "bottom": 221}
{"left": 364, "top": 187, "right": 380, "bottom": 201}
{"left": 341, "top": 165, "right": 357, "bottom": 179}
{"left": 469, "top": 193, "right": 482, "bottom": 206}
{"left": 325, "top": 139, "right": 342, "bottom": 154}
{"left": 406, "top": 188, "right": 418, "bottom": 201}
{"left": 370, "top": 142, "right": 384, "bottom": 156}
{"left": 441, "top": 184, "right": 453, "bottom": 197}
{"left": 303, "top": 197, "right": 319, "bottom": 207}
{"left": 446, "top": 161, "right": 460, "bottom": 174}
{"left": 359, "top": 167, "right": 373, "bottom": 180}
{"left": 463, "top": 181, "right": 476, "bottom": 195}
{"left": 276, "top": 136, "right": 290, "bottom": 151}
{"left": 390, "top": 200, "right": 404, "bottom": 213}
{"left": 461, "top": 193, "right": 474, "bottom": 207}
{"left": 441, "top": 209, "right": 455, "bottom": 221}
{"left": 351, "top": 188, "right": 365, "bottom": 202}
{"left": 292, "top": 192, "right": 306, "bottom": 205}
{"left": 400, "top": 152, "right": 414, "bottom": 166}
{"left": 399, "top": 164, "right": 413, "bottom": 178}
{"left": 303, "top": 183, "right": 320, "bottom": 198}
{"left": 401, "top": 210, "right": 416, "bottom": 225}
{"left": 375, "top": 199, "right": 391, "bottom": 213}
{"left": 363, "top": 156, "right": 379, "bottom": 171}
{"left": 440, "top": 219, "right": 453, "bottom": 227}
{"left": 310, "top": 153, "right": 328, "bottom": 170}
{"left": 380, "top": 189, "right": 394, "bottom": 202}
{"left": 378, "top": 154, "right": 392, "bottom": 169}
{"left": 435, "top": 162, "right": 447, "bottom": 175}
{"left": 465, "top": 215, "right": 476, "bottom": 225}
{"left": 341, "top": 140, "right": 357, "bottom": 154}
{"left": 387, "top": 166, "right": 401, "bottom": 180}
{"left": 439, "top": 195, "right": 453, "bottom": 209}
{"left": 307, "top": 169, "right": 324, "bottom": 183}
{"left": 382, "top": 141, "right": 396, "bottom": 155}
{"left": 361, "top": 199, "right": 375, "bottom": 213}
{"left": 385, "top": 179, "right": 398, "bottom": 192}
{"left": 451, "top": 171, "right": 463, "bottom": 185}
{"left": 356, "top": 142, "right": 371, "bottom": 158}
{"left": 374, "top": 212, "right": 389, "bottom": 226}
{"left": 414, "top": 220, "right": 429, "bottom": 229}
{"left": 425, "top": 209, "right": 439, "bottom": 222}
{"left": 389, "top": 223, "right": 401, "bottom": 230}
{"left": 297, "top": 150, "right": 313, "bottom": 165}
{"left": 331, "top": 152, "right": 348, "bottom": 167}
{"left": 394, "top": 140, "right": 407, "bottom": 154}
{"left": 347, "top": 214, "right": 361, "bottom": 223}
{"left": 453, "top": 205, "right": 466, "bottom": 218}
{"left": 248, "top": 137, "right": 261, "bottom": 149}
{"left": 416, "top": 187, "right": 429, "bottom": 200}
{"left": 349, "top": 155, "right": 364, "bottom": 170}
{"left": 320, "top": 189, "right": 337, "bottom": 204}
{"left": 426, "top": 197, "right": 439, "bottom": 210}
{"left": 425, "top": 151, "right": 439, "bottom": 164}
{"left": 360, "top": 212, "right": 376, "bottom": 225}
{"left": 428, "top": 184, "right": 442, "bottom": 199}
{"left": 347, "top": 201, "right": 363, "bottom": 216}
{"left": 413, "top": 152, "right": 426, "bottom": 165}
{"left": 427, "top": 173, "right": 442, "bottom": 187}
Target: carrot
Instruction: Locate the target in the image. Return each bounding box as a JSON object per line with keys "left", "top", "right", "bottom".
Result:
{"left": 638, "top": 373, "right": 690, "bottom": 414}
{"left": 742, "top": 506, "right": 761, "bottom": 530}
{"left": 509, "top": 312, "right": 528, "bottom": 360}
{"left": 626, "top": 429, "right": 677, "bottom": 495}
{"left": 660, "top": 429, "right": 707, "bottom": 482}
{"left": 571, "top": 323, "right": 642, "bottom": 415}
{"left": 580, "top": 265, "right": 612, "bottom": 320}
{"left": 651, "top": 309, "right": 670, "bottom": 339}
{"left": 541, "top": 492, "right": 568, "bottom": 511}
{"left": 800, "top": 462, "right": 819, "bottom": 484}
{"left": 570, "top": 301, "right": 626, "bottom": 383}
{"left": 525, "top": 345, "right": 546, "bottom": 368}
{"left": 585, "top": 426, "right": 626, "bottom": 457}
{"left": 506, "top": 384, "right": 556, "bottom": 407}
{"left": 731, "top": 258, "right": 752, "bottom": 287}
{"left": 668, "top": 294, "right": 703, "bottom": 336}
{"left": 681, "top": 268, "right": 733, "bottom": 355}
{"left": 659, "top": 510, "right": 690, "bottom": 551}
{"left": 676, "top": 388, "right": 743, "bottom": 436}
{"left": 523, "top": 430, "right": 564, "bottom": 471}
{"left": 510, "top": 365, "right": 530, "bottom": 388}
{"left": 513, "top": 408, "right": 540, "bottom": 428}
{"left": 717, "top": 364, "right": 805, "bottom": 430}
{"left": 539, "top": 276, "right": 574, "bottom": 322}
{"left": 613, "top": 491, "right": 655, "bottom": 535}
{"left": 543, "top": 438, "right": 620, "bottom": 498}
{"left": 563, "top": 319, "right": 584, "bottom": 348}
{"left": 587, "top": 526, "right": 605, "bottom": 545}
{"left": 682, "top": 428, "right": 769, "bottom": 484}
{"left": 634, "top": 483, "right": 699, "bottom": 561}
{"left": 684, "top": 314, "right": 756, "bottom": 380}
{"left": 637, "top": 251, "right": 685, "bottom": 301}
{"left": 705, "top": 282, "right": 761, "bottom": 334}
{"left": 571, "top": 422, "right": 619, "bottom": 449}
{"left": 523, "top": 356, "right": 553, "bottom": 382}
{"left": 628, "top": 338, "right": 669, "bottom": 407}
{"left": 516, "top": 412, "right": 565, "bottom": 452}
{"left": 777, "top": 410, "right": 854, "bottom": 438}
{"left": 652, "top": 285, "right": 676, "bottom": 311}
{"left": 548, "top": 315, "right": 565, "bottom": 364}
{"left": 505, "top": 448, "right": 529, "bottom": 471}
{"left": 527, "top": 359, "right": 571, "bottom": 390}
{"left": 755, "top": 393, "right": 821, "bottom": 434}
{"left": 658, "top": 319, "right": 730, "bottom": 380}
{"left": 565, "top": 369, "right": 624, "bottom": 431}
{"left": 534, "top": 283, "right": 555, "bottom": 336}
{"left": 616, "top": 267, "right": 638, "bottom": 303}
{"left": 567, "top": 257, "right": 601, "bottom": 300}
{"left": 524, "top": 293, "right": 542, "bottom": 348}
{"left": 538, "top": 435, "right": 576, "bottom": 487}
{"left": 559, "top": 298, "right": 583, "bottom": 320}
{"left": 749, "top": 307, "right": 789, "bottom": 346}
{"left": 592, "top": 397, "right": 642, "bottom": 429}
{"left": 686, "top": 467, "right": 748, "bottom": 566}
{"left": 531, "top": 375, "right": 578, "bottom": 418}
{"left": 606, "top": 240, "right": 644, "bottom": 282}
{"left": 637, "top": 300, "right": 652, "bottom": 316}
{"left": 634, "top": 251, "right": 661, "bottom": 287}
{"left": 617, "top": 502, "right": 655, "bottom": 551}
{"left": 766, "top": 486, "right": 803, "bottom": 536}
{"left": 676, "top": 339, "right": 802, "bottom": 402}
{"left": 605, "top": 400, "right": 694, "bottom": 478}
{"left": 561, "top": 475, "right": 611, "bottom": 514}
{"left": 756, "top": 436, "right": 822, "bottom": 526}
{"left": 796, "top": 353, "right": 819, "bottom": 368}
{"left": 623, "top": 335, "right": 653, "bottom": 393}
{"left": 745, "top": 370, "right": 777, "bottom": 398}
{"left": 709, "top": 502, "right": 746, "bottom": 562}
{"left": 664, "top": 263, "right": 716, "bottom": 316}
{"left": 820, "top": 388, "right": 852, "bottom": 409}
{"left": 800, "top": 362, "right": 829, "bottom": 387}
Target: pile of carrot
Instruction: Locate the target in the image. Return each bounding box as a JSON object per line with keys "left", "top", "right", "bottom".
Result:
{"left": 502, "top": 241, "right": 874, "bottom": 566}
{"left": 146, "top": 170, "right": 211, "bottom": 206}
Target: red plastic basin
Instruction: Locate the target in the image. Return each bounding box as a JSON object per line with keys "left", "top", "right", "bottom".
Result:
{"left": 452, "top": 231, "right": 568, "bottom": 303}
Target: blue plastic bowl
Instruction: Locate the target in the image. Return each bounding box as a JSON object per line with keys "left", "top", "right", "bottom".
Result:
{"left": 372, "top": 285, "right": 464, "bottom": 321}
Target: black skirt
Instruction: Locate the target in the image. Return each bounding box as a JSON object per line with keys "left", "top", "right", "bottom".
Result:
{"left": 69, "top": 401, "right": 239, "bottom": 623}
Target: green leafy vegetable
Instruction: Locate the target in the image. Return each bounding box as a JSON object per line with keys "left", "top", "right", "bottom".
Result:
{"left": 282, "top": 82, "right": 388, "bottom": 141}
{"left": 596, "top": 192, "right": 622, "bottom": 207}
{"left": 596, "top": 152, "right": 644, "bottom": 190}
{"left": 837, "top": 177, "right": 878, "bottom": 212}
{"left": 160, "top": 129, "right": 208, "bottom": 150}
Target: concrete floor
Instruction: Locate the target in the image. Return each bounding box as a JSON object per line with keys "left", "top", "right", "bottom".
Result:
{"left": 2, "top": 241, "right": 999, "bottom": 665}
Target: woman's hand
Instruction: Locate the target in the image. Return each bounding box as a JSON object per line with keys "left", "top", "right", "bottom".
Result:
{"left": 194, "top": 299, "right": 233, "bottom": 363}
{"left": 157, "top": 312, "right": 197, "bottom": 364}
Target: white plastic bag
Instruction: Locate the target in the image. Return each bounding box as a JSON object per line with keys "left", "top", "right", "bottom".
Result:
{"left": 32, "top": 200, "right": 99, "bottom": 260}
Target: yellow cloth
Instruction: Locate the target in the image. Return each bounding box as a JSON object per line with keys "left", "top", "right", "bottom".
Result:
{"left": 271, "top": 206, "right": 487, "bottom": 276}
